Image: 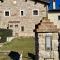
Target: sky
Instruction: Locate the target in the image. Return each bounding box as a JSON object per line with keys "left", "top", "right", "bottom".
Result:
{"left": 48, "top": 0, "right": 60, "bottom": 10}
{"left": 56, "top": 0, "right": 60, "bottom": 9}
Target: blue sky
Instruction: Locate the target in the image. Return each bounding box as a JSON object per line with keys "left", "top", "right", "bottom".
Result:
{"left": 48, "top": 0, "right": 60, "bottom": 10}
{"left": 56, "top": 0, "right": 60, "bottom": 9}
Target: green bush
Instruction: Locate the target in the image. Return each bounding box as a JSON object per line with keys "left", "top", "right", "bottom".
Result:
{"left": 0, "top": 29, "right": 12, "bottom": 37}
{"left": 0, "top": 29, "right": 12, "bottom": 43}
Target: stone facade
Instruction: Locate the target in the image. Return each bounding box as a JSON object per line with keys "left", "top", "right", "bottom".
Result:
{"left": 48, "top": 10, "right": 60, "bottom": 28}
{"left": 0, "top": 0, "right": 47, "bottom": 36}
{"left": 34, "top": 17, "right": 60, "bottom": 60}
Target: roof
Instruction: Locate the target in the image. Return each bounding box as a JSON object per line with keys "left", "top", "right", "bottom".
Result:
{"left": 34, "top": 17, "right": 60, "bottom": 33}
{"left": 48, "top": 9, "right": 60, "bottom": 13}
{"left": 30, "top": 0, "right": 49, "bottom": 5}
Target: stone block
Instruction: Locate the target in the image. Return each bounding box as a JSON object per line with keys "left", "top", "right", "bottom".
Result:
{"left": 39, "top": 51, "right": 51, "bottom": 58}
{"left": 54, "top": 51, "right": 59, "bottom": 59}
{"left": 52, "top": 40, "right": 58, "bottom": 51}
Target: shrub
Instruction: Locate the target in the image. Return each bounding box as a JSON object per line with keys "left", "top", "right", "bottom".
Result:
{"left": 0, "top": 29, "right": 12, "bottom": 43}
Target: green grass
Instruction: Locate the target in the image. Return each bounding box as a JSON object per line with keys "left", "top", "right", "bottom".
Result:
{"left": 0, "top": 37, "right": 35, "bottom": 60}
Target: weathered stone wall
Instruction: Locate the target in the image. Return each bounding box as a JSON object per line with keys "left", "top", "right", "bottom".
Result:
{"left": 0, "top": 0, "right": 47, "bottom": 36}
{"left": 48, "top": 13, "right": 60, "bottom": 28}
{"left": 36, "top": 33, "right": 59, "bottom": 60}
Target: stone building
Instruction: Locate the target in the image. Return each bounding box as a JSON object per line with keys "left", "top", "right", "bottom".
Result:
{"left": 0, "top": 0, "right": 48, "bottom": 36}
{"left": 34, "top": 17, "right": 60, "bottom": 60}
{"left": 48, "top": 9, "right": 60, "bottom": 60}
{"left": 48, "top": 10, "right": 60, "bottom": 28}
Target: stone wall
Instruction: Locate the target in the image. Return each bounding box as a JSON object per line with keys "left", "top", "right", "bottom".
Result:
{"left": 0, "top": 0, "right": 47, "bottom": 36}
{"left": 48, "top": 13, "right": 60, "bottom": 28}
{"left": 37, "top": 33, "right": 59, "bottom": 60}
{"left": 34, "top": 17, "right": 60, "bottom": 60}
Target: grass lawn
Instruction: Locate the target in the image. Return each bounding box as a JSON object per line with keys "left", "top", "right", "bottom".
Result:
{"left": 0, "top": 37, "right": 35, "bottom": 60}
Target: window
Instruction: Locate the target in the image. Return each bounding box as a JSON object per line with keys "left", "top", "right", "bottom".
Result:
{"left": 45, "top": 35, "right": 52, "bottom": 50}
{"left": 15, "top": 25, "right": 18, "bottom": 28}
{"left": 7, "top": 24, "right": 9, "bottom": 29}
{"left": 10, "top": 25, "right": 13, "bottom": 27}
{"left": 21, "top": 11, "right": 23, "bottom": 16}
{"left": 4, "top": 11, "right": 10, "bottom": 16}
{"left": 33, "top": 10, "right": 38, "bottom": 15}
{"left": 21, "top": 26, "right": 24, "bottom": 31}
{"left": 58, "top": 16, "right": 60, "bottom": 20}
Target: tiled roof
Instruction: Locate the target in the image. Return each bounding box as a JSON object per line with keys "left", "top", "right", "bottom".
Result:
{"left": 34, "top": 17, "right": 60, "bottom": 33}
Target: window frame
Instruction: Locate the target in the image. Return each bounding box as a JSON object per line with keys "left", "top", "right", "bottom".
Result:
{"left": 32, "top": 9, "right": 39, "bottom": 16}
{"left": 21, "top": 26, "right": 24, "bottom": 31}
{"left": 20, "top": 10, "right": 25, "bottom": 16}
{"left": 4, "top": 10, "right": 10, "bottom": 17}
{"left": 15, "top": 24, "right": 18, "bottom": 28}
{"left": 45, "top": 33, "right": 52, "bottom": 51}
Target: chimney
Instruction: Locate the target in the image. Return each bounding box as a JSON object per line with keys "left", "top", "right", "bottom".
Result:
{"left": 53, "top": 0, "right": 56, "bottom": 9}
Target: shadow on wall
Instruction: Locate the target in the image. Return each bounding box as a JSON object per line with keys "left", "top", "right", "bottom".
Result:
{"left": 28, "top": 52, "right": 35, "bottom": 60}
{"left": 8, "top": 51, "right": 20, "bottom": 60}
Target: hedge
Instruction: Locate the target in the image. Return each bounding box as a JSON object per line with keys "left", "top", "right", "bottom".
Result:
{"left": 0, "top": 29, "right": 12, "bottom": 37}
{"left": 0, "top": 29, "right": 12, "bottom": 43}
